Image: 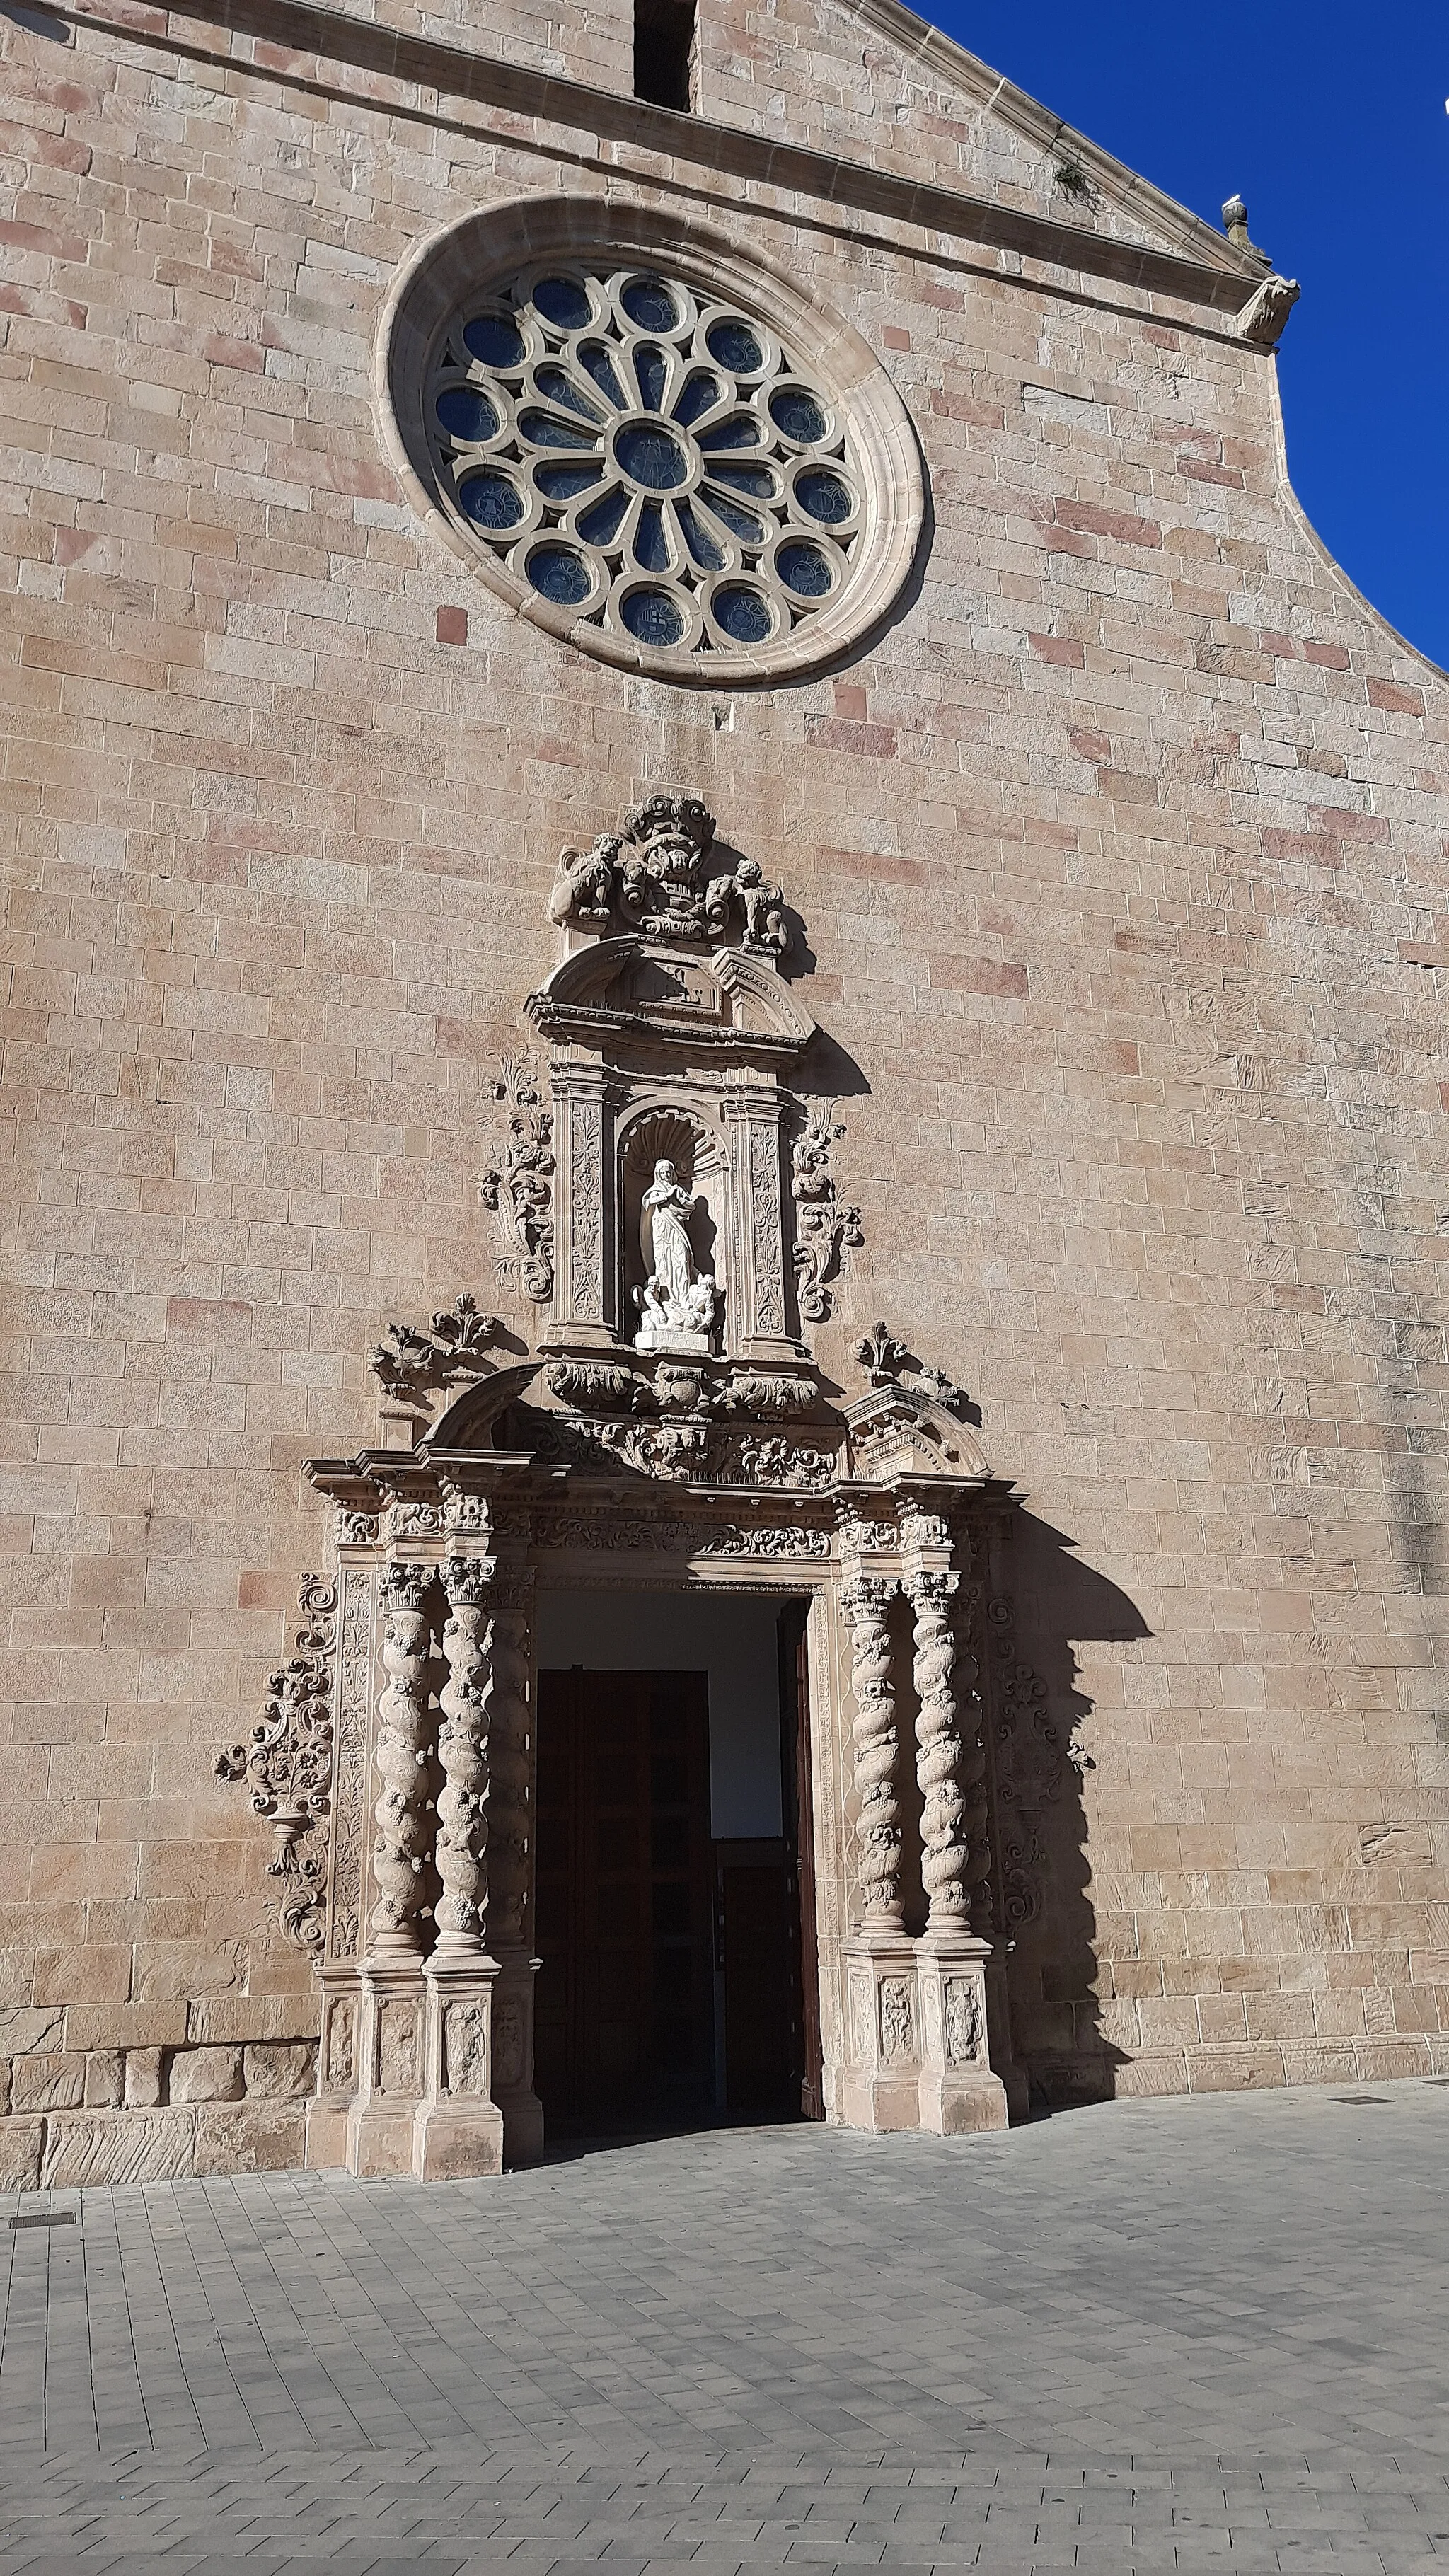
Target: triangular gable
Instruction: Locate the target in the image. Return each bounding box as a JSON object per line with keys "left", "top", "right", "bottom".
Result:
{"left": 708, "top": 0, "right": 1265, "bottom": 280}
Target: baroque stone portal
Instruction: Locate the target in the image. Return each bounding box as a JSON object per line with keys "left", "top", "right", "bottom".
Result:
{"left": 221, "top": 796, "right": 1020, "bottom": 2176}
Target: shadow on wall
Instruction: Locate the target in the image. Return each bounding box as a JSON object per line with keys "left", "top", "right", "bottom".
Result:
{"left": 981, "top": 1511, "right": 1153, "bottom": 2110}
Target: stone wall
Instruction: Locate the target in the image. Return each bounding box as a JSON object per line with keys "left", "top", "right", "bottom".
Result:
{"left": 1, "top": 0, "right": 1447, "bottom": 2171}
{"left": 0, "top": 2031, "right": 316, "bottom": 2185}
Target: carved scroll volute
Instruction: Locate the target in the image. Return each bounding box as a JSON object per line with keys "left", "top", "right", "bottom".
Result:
{"left": 216, "top": 1573, "right": 336, "bottom": 1953}
{"left": 906, "top": 1567, "right": 969, "bottom": 1929}
{"left": 841, "top": 1572, "right": 903, "bottom": 1927}
{"left": 369, "top": 1564, "right": 435, "bottom": 1960}
{"left": 435, "top": 1556, "right": 495, "bottom": 1958}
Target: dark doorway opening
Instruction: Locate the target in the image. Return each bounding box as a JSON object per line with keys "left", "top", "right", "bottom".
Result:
{"left": 536, "top": 1669, "right": 715, "bottom": 2135}
{"left": 633, "top": 0, "right": 695, "bottom": 112}
{"left": 533, "top": 1621, "right": 818, "bottom": 2138}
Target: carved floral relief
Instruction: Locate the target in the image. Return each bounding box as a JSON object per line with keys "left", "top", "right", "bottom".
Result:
{"left": 480, "top": 1053, "right": 555, "bottom": 1303}
{"left": 216, "top": 1573, "right": 336, "bottom": 1953}
{"left": 791, "top": 1104, "right": 863, "bottom": 1324}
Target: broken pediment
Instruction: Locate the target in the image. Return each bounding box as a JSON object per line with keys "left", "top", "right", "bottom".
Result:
{"left": 526, "top": 935, "right": 816, "bottom": 1062}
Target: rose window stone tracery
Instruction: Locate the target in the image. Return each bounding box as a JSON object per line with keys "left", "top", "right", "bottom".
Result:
{"left": 422, "top": 262, "right": 865, "bottom": 662}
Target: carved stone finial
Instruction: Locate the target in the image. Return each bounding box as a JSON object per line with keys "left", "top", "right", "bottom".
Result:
{"left": 546, "top": 794, "right": 794, "bottom": 955}
{"left": 369, "top": 1293, "right": 505, "bottom": 1400}
{"left": 1221, "top": 192, "right": 1251, "bottom": 246}
{"left": 792, "top": 1104, "right": 862, "bottom": 1325}
{"left": 851, "top": 1324, "right": 978, "bottom": 1423}
{"left": 853, "top": 1322, "right": 910, "bottom": 1387}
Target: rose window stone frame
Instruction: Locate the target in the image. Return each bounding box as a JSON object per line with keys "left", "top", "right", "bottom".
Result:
{"left": 379, "top": 199, "right": 927, "bottom": 686}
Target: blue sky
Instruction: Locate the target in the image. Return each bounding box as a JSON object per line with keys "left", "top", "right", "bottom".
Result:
{"left": 930, "top": 2, "right": 1449, "bottom": 672}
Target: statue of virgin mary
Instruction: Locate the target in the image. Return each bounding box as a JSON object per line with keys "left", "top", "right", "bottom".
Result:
{"left": 635, "top": 1160, "right": 717, "bottom": 1347}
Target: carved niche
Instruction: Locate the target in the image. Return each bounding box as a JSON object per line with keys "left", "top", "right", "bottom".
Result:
{"left": 523, "top": 792, "right": 861, "bottom": 1369}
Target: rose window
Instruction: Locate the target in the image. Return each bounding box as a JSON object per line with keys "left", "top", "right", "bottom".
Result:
{"left": 422, "top": 263, "right": 865, "bottom": 661}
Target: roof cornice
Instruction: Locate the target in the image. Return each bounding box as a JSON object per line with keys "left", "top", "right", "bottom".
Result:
{"left": 838, "top": 0, "right": 1266, "bottom": 280}
{"left": 63, "top": 0, "right": 1269, "bottom": 318}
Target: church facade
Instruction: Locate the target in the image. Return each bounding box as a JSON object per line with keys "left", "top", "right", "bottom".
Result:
{"left": 3, "top": 0, "right": 1448, "bottom": 2185}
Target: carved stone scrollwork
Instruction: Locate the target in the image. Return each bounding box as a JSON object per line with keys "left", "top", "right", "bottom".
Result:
{"left": 842, "top": 1573, "right": 903, "bottom": 1926}
{"left": 791, "top": 1104, "right": 863, "bottom": 1324}
{"left": 369, "top": 1563, "right": 435, "bottom": 1959}
{"left": 544, "top": 1361, "right": 652, "bottom": 1413}
{"left": 369, "top": 1293, "right": 505, "bottom": 1400}
{"left": 736, "top": 1436, "right": 833, "bottom": 1491}
{"left": 718, "top": 1373, "right": 819, "bottom": 1417}
{"left": 216, "top": 1573, "right": 336, "bottom": 1952}
{"left": 906, "top": 1568, "right": 969, "bottom": 1929}
{"left": 548, "top": 794, "right": 792, "bottom": 957}
{"left": 480, "top": 1053, "right": 555, "bottom": 1302}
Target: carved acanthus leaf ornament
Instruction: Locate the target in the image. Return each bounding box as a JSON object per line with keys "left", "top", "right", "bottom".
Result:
{"left": 369, "top": 1293, "right": 504, "bottom": 1400}
{"left": 480, "top": 1053, "right": 555, "bottom": 1302}
{"left": 216, "top": 1574, "right": 337, "bottom": 1951}
{"left": 792, "top": 1104, "right": 863, "bottom": 1324}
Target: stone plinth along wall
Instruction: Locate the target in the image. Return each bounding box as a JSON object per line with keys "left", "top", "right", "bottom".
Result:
{"left": 1, "top": 0, "right": 1448, "bottom": 2178}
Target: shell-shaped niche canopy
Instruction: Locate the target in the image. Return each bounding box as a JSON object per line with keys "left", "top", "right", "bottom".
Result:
{"left": 620, "top": 1107, "right": 721, "bottom": 1189}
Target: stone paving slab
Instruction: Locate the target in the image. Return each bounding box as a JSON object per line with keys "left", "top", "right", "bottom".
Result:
{"left": 0, "top": 2081, "right": 1447, "bottom": 2570}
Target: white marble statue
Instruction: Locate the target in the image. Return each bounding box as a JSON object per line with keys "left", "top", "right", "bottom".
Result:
{"left": 635, "top": 1160, "right": 717, "bottom": 1351}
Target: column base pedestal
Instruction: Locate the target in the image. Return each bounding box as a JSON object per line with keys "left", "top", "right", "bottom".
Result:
{"left": 838, "top": 1931, "right": 926, "bottom": 2133}
{"left": 345, "top": 1958, "right": 427, "bottom": 2178}
{"left": 304, "top": 2096, "right": 350, "bottom": 2170}
{"left": 492, "top": 1952, "right": 545, "bottom": 2166}
{"left": 838, "top": 1929, "right": 1008, "bottom": 2136}
{"left": 915, "top": 1932, "right": 1008, "bottom": 2134}
{"left": 412, "top": 1948, "right": 506, "bottom": 2180}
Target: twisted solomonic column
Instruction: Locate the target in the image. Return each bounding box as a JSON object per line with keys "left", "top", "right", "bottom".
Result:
{"left": 956, "top": 1619, "right": 994, "bottom": 1936}
{"left": 842, "top": 1573, "right": 903, "bottom": 1925}
{"left": 486, "top": 1568, "right": 535, "bottom": 1954}
{"left": 908, "top": 1568, "right": 970, "bottom": 1928}
{"left": 434, "top": 1556, "right": 496, "bottom": 1957}
{"left": 369, "top": 1562, "right": 435, "bottom": 1960}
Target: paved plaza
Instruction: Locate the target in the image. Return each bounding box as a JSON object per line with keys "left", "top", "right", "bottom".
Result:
{"left": 0, "top": 2079, "right": 1447, "bottom": 2572}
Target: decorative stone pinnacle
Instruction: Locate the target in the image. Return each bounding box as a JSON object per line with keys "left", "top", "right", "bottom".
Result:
{"left": 369, "top": 1292, "right": 504, "bottom": 1399}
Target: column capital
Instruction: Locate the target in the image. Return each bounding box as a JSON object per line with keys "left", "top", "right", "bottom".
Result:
{"left": 441, "top": 1554, "right": 497, "bottom": 1606}
{"left": 379, "top": 1560, "right": 434, "bottom": 1617}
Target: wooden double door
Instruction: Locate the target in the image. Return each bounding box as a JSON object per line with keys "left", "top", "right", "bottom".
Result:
{"left": 533, "top": 1665, "right": 809, "bottom": 2134}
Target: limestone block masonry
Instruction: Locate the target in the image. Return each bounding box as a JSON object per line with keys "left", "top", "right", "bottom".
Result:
{"left": 1, "top": 0, "right": 1448, "bottom": 2181}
